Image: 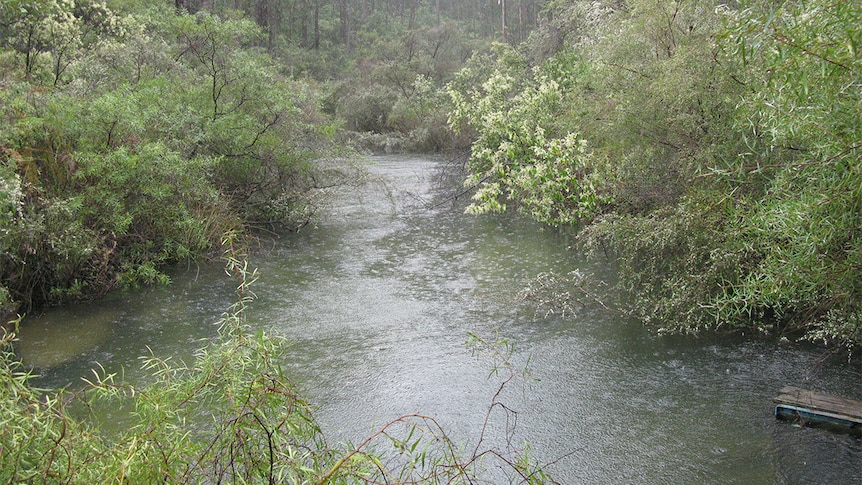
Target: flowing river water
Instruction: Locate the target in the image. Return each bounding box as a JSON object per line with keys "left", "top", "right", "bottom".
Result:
{"left": 16, "top": 155, "right": 862, "bottom": 483}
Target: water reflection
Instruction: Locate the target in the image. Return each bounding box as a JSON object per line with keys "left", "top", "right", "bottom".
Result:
{"left": 15, "top": 303, "right": 118, "bottom": 369}
{"left": 21, "top": 262, "right": 234, "bottom": 387}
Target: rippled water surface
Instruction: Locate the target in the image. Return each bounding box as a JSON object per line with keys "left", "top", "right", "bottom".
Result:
{"left": 21, "top": 155, "right": 862, "bottom": 483}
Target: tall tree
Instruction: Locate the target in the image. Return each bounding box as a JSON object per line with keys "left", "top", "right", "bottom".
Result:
{"left": 500, "top": 0, "right": 507, "bottom": 40}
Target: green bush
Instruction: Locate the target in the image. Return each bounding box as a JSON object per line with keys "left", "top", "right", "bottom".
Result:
{"left": 447, "top": 46, "right": 611, "bottom": 225}
{"left": 0, "top": 141, "right": 234, "bottom": 309}
{"left": 0, "top": 264, "right": 329, "bottom": 483}
{"left": 0, "top": 6, "right": 350, "bottom": 311}
{"left": 452, "top": 0, "right": 861, "bottom": 348}
{"left": 72, "top": 143, "right": 233, "bottom": 276}
{"left": 581, "top": 189, "right": 760, "bottom": 334}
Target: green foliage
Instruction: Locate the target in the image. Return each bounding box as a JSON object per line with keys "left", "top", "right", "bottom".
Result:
{"left": 0, "top": 0, "right": 129, "bottom": 84}
{"left": 454, "top": 0, "right": 861, "bottom": 348}
{"left": 0, "top": 141, "right": 233, "bottom": 308}
{"left": 724, "top": 0, "right": 861, "bottom": 160}
{"left": 450, "top": 0, "right": 746, "bottom": 221}
{"left": 714, "top": 0, "right": 862, "bottom": 347}
{"left": 582, "top": 190, "right": 760, "bottom": 334}
{"left": 448, "top": 46, "right": 611, "bottom": 225}
{"left": 0, "top": 312, "right": 103, "bottom": 482}
{"left": 0, "top": 258, "right": 330, "bottom": 483}
{"left": 0, "top": 5, "right": 352, "bottom": 310}
{"left": 158, "top": 11, "right": 346, "bottom": 226}
{"left": 0, "top": 255, "right": 557, "bottom": 483}
{"left": 73, "top": 143, "right": 229, "bottom": 263}
{"left": 585, "top": 0, "right": 746, "bottom": 211}
{"left": 326, "top": 20, "right": 482, "bottom": 152}
{"left": 0, "top": 161, "right": 22, "bottom": 231}
{"left": 388, "top": 73, "right": 454, "bottom": 152}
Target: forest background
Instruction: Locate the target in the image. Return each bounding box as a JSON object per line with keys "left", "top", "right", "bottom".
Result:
{"left": 0, "top": 0, "right": 859, "bottom": 481}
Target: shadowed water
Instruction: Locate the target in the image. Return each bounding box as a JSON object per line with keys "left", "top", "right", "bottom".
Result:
{"left": 20, "top": 155, "right": 862, "bottom": 483}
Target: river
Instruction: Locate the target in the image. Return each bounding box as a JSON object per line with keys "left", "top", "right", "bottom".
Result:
{"left": 17, "top": 154, "right": 862, "bottom": 483}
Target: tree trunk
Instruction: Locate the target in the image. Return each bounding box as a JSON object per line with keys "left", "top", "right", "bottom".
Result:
{"left": 518, "top": 0, "right": 524, "bottom": 42}
{"left": 339, "top": 0, "right": 349, "bottom": 47}
{"left": 500, "top": 0, "right": 507, "bottom": 41}
{"left": 299, "top": 0, "right": 309, "bottom": 47}
{"left": 314, "top": 0, "right": 320, "bottom": 50}
{"left": 408, "top": 0, "right": 417, "bottom": 29}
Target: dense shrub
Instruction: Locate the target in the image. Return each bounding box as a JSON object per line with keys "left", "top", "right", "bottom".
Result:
{"left": 0, "top": 4, "right": 347, "bottom": 312}
{"left": 452, "top": 0, "right": 861, "bottom": 349}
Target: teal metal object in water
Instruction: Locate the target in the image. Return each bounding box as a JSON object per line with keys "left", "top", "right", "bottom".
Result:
{"left": 774, "top": 386, "right": 862, "bottom": 435}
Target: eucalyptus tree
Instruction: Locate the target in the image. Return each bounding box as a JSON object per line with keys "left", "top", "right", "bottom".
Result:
{"left": 0, "top": 0, "right": 128, "bottom": 84}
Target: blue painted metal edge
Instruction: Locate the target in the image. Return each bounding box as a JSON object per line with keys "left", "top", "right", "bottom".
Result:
{"left": 775, "top": 404, "right": 862, "bottom": 435}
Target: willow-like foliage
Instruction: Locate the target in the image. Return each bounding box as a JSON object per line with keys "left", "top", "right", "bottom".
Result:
{"left": 715, "top": 0, "right": 861, "bottom": 347}
{"left": 453, "top": 0, "right": 860, "bottom": 349}
{"left": 0, "top": 246, "right": 558, "bottom": 483}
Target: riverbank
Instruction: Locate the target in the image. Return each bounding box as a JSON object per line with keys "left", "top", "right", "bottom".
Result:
{"left": 16, "top": 155, "right": 861, "bottom": 484}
